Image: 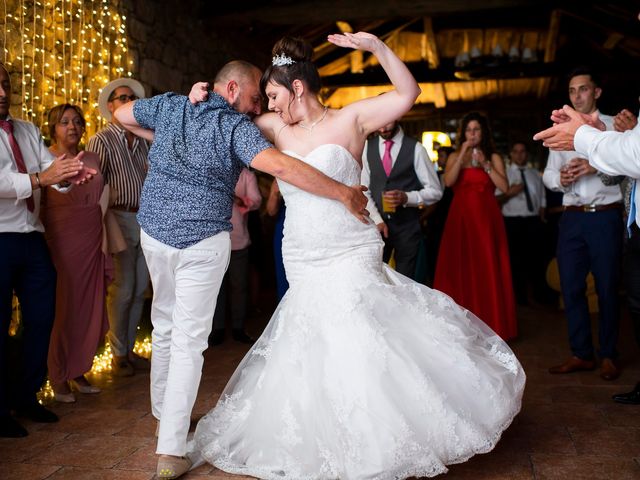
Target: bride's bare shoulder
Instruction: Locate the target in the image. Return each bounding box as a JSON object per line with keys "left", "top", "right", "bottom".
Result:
{"left": 254, "top": 112, "right": 285, "bottom": 142}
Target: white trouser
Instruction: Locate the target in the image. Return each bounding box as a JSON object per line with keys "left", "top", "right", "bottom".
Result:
{"left": 141, "top": 229, "right": 230, "bottom": 456}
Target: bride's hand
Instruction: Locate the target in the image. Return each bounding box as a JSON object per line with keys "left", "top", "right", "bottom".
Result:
{"left": 189, "top": 82, "right": 209, "bottom": 105}
{"left": 327, "top": 32, "right": 381, "bottom": 54}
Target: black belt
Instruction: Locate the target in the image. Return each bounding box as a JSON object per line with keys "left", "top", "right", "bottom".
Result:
{"left": 563, "top": 202, "right": 622, "bottom": 213}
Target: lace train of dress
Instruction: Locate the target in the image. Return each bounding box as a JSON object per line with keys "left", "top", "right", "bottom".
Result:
{"left": 190, "top": 144, "right": 525, "bottom": 479}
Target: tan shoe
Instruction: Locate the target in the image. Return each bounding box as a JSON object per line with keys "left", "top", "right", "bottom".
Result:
{"left": 111, "top": 357, "right": 134, "bottom": 377}
{"left": 548, "top": 356, "right": 596, "bottom": 374}
{"left": 70, "top": 377, "right": 101, "bottom": 394}
{"left": 53, "top": 382, "right": 76, "bottom": 403}
{"left": 600, "top": 358, "right": 620, "bottom": 381}
{"left": 156, "top": 455, "right": 192, "bottom": 479}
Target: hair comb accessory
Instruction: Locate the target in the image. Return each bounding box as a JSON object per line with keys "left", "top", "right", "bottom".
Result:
{"left": 272, "top": 53, "right": 295, "bottom": 67}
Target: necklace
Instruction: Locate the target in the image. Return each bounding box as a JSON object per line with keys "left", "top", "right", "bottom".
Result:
{"left": 298, "top": 106, "right": 328, "bottom": 132}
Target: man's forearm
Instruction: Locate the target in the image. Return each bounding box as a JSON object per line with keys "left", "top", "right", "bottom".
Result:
{"left": 576, "top": 124, "right": 640, "bottom": 178}
{"left": 113, "top": 102, "right": 154, "bottom": 142}
{"left": 252, "top": 148, "right": 350, "bottom": 202}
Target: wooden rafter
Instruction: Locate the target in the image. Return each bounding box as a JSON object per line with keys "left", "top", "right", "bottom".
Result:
{"left": 537, "top": 9, "right": 560, "bottom": 99}
{"left": 423, "top": 17, "right": 440, "bottom": 69}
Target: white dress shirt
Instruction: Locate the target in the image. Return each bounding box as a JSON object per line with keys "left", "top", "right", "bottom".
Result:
{"left": 361, "top": 127, "right": 443, "bottom": 225}
{"left": 0, "top": 116, "right": 58, "bottom": 233}
{"left": 501, "top": 163, "right": 546, "bottom": 217}
{"left": 543, "top": 112, "right": 622, "bottom": 206}
{"left": 576, "top": 122, "right": 640, "bottom": 226}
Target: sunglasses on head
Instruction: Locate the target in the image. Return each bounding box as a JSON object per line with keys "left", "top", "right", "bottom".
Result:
{"left": 110, "top": 94, "right": 138, "bottom": 103}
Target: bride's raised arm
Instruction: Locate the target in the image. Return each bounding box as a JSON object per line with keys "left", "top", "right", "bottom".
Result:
{"left": 328, "top": 32, "right": 420, "bottom": 135}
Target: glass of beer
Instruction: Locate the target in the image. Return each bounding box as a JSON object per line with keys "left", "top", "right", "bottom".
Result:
{"left": 382, "top": 191, "right": 396, "bottom": 214}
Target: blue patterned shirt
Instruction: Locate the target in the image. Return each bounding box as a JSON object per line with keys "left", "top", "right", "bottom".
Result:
{"left": 133, "top": 92, "right": 272, "bottom": 248}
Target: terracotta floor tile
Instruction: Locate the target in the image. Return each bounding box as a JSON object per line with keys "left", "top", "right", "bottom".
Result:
{"left": 531, "top": 454, "right": 640, "bottom": 480}
{"left": 30, "top": 434, "right": 151, "bottom": 468}
{"left": 517, "top": 403, "right": 610, "bottom": 428}
{"left": 0, "top": 430, "right": 68, "bottom": 463}
{"left": 39, "top": 407, "right": 146, "bottom": 435}
{"left": 0, "top": 462, "right": 61, "bottom": 480}
{"left": 113, "top": 412, "right": 157, "bottom": 438}
{"left": 568, "top": 426, "right": 640, "bottom": 456}
{"left": 46, "top": 466, "right": 154, "bottom": 479}
{"left": 113, "top": 443, "right": 156, "bottom": 471}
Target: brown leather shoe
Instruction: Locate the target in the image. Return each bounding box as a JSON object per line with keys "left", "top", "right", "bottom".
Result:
{"left": 600, "top": 358, "right": 620, "bottom": 381}
{"left": 548, "top": 356, "right": 596, "bottom": 374}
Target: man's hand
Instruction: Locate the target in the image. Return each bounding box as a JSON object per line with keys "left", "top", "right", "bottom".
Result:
{"left": 189, "top": 82, "right": 209, "bottom": 105}
{"left": 341, "top": 185, "right": 370, "bottom": 223}
{"left": 40, "top": 151, "right": 96, "bottom": 186}
{"left": 534, "top": 105, "right": 603, "bottom": 150}
{"left": 376, "top": 222, "right": 389, "bottom": 238}
{"left": 506, "top": 183, "right": 524, "bottom": 197}
{"left": 567, "top": 157, "right": 596, "bottom": 181}
{"left": 382, "top": 190, "right": 408, "bottom": 208}
{"left": 614, "top": 109, "right": 638, "bottom": 132}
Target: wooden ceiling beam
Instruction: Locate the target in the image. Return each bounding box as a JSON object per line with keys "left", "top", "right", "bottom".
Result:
{"left": 320, "top": 60, "right": 563, "bottom": 87}
{"left": 423, "top": 17, "right": 440, "bottom": 69}
{"left": 536, "top": 9, "right": 561, "bottom": 99}
{"left": 208, "top": 0, "right": 543, "bottom": 25}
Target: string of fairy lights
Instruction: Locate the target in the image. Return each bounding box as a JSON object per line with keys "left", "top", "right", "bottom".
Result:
{"left": 1, "top": 0, "right": 134, "bottom": 138}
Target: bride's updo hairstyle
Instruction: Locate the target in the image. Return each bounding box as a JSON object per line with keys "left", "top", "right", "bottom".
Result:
{"left": 260, "top": 36, "right": 322, "bottom": 103}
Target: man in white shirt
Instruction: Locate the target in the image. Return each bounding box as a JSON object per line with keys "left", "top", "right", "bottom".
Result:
{"left": 0, "top": 63, "right": 94, "bottom": 437}
{"left": 498, "top": 141, "right": 547, "bottom": 305}
{"left": 361, "top": 120, "right": 442, "bottom": 279}
{"left": 535, "top": 105, "right": 640, "bottom": 403}
{"left": 542, "top": 66, "right": 623, "bottom": 381}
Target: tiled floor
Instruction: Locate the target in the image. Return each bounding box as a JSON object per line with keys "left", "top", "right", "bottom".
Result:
{"left": 2, "top": 302, "right": 639, "bottom": 479}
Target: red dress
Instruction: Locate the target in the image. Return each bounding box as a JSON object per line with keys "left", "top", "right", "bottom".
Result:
{"left": 434, "top": 168, "right": 517, "bottom": 340}
{"left": 41, "top": 155, "right": 111, "bottom": 384}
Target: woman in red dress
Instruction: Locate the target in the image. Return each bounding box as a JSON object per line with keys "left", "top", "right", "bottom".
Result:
{"left": 41, "top": 104, "right": 110, "bottom": 402}
{"left": 434, "top": 112, "right": 517, "bottom": 340}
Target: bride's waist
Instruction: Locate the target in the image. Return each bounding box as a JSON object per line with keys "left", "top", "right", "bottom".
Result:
{"left": 283, "top": 239, "right": 383, "bottom": 283}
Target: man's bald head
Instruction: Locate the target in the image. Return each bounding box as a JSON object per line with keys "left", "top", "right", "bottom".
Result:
{"left": 213, "top": 60, "right": 263, "bottom": 117}
{"left": 213, "top": 60, "right": 261, "bottom": 87}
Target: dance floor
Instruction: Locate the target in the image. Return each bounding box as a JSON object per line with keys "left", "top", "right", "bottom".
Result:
{"left": 1, "top": 302, "right": 639, "bottom": 479}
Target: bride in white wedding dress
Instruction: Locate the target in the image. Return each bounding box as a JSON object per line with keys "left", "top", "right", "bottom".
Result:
{"left": 189, "top": 32, "right": 525, "bottom": 479}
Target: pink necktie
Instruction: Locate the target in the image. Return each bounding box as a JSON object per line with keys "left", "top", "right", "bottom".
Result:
{"left": 0, "top": 119, "right": 34, "bottom": 212}
{"left": 382, "top": 139, "right": 394, "bottom": 176}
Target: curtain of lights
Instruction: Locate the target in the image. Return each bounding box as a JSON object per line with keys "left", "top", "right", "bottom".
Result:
{"left": 1, "top": 0, "right": 133, "bottom": 138}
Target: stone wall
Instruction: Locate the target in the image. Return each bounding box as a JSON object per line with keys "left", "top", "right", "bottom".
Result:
{"left": 122, "top": 0, "right": 248, "bottom": 96}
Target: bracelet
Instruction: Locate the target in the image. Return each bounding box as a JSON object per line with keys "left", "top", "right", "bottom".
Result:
{"left": 483, "top": 163, "right": 492, "bottom": 174}
{"left": 34, "top": 172, "right": 41, "bottom": 189}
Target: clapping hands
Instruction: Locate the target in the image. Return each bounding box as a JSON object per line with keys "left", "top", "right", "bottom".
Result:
{"left": 42, "top": 151, "right": 97, "bottom": 186}
{"left": 533, "top": 105, "right": 605, "bottom": 150}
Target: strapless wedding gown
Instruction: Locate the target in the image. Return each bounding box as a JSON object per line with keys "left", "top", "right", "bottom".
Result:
{"left": 191, "top": 144, "right": 525, "bottom": 479}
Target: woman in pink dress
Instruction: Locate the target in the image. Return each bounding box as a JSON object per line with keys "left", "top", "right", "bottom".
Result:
{"left": 41, "top": 104, "right": 110, "bottom": 402}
